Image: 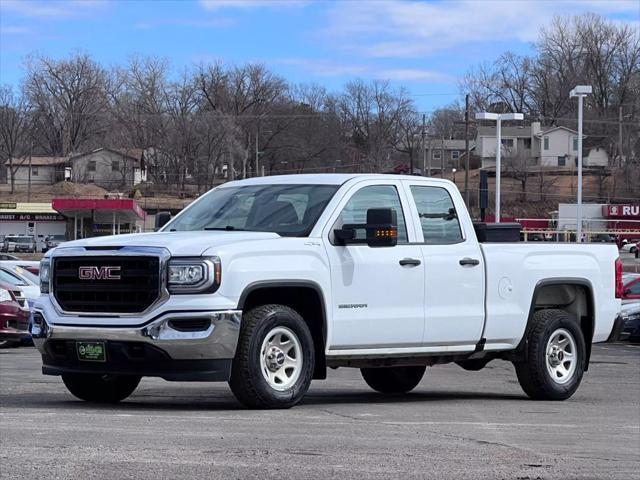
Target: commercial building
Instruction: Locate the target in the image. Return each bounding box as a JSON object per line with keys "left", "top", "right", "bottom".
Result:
{"left": 0, "top": 202, "right": 66, "bottom": 251}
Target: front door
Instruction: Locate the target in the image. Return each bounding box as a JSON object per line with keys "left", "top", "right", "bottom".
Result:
{"left": 325, "top": 182, "right": 425, "bottom": 351}
{"left": 404, "top": 181, "right": 485, "bottom": 346}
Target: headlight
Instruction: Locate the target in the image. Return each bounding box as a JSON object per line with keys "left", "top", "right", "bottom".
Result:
{"left": 40, "top": 259, "right": 51, "bottom": 294}
{"left": 167, "top": 257, "right": 220, "bottom": 294}
{"left": 0, "top": 288, "right": 13, "bottom": 303}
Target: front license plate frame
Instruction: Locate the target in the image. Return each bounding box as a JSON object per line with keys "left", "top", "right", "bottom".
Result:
{"left": 76, "top": 341, "right": 107, "bottom": 362}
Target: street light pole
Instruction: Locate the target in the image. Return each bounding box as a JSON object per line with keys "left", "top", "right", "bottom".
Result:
{"left": 495, "top": 117, "right": 501, "bottom": 222}
{"left": 570, "top": 85, "right": 592, "bottom": 243}
{"left": 475, "top": 112, "right": 524, "bottom": 223}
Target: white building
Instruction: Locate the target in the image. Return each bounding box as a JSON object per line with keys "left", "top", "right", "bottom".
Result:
{"left": 476, "top": 122, "right": 609, "bottom": 168}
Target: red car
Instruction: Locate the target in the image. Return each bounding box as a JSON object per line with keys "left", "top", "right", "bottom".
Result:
{"left": 0, "top": 281, "right": 30, "bottom": 348}
{"left": 622, "top": 274, "right": 640, "bottom": 302}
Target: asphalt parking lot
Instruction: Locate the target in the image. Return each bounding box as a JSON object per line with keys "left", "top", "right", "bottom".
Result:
{"left": 1, "top": 344, "right": 639, "bottom": 480}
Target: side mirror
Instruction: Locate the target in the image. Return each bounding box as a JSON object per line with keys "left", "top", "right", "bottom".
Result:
{"left": 365, "top": 208, "right": 398, "bottom": 247}
{"left": 333, "top": 208, "right": 398, "bottom": 247}
{"left": 155, "top": 211, "right": 172, "bottom": 231}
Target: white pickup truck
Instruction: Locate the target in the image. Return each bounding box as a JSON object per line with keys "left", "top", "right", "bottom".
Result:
{"left": 33, "top": 174, "right": 624, "bottom": 408}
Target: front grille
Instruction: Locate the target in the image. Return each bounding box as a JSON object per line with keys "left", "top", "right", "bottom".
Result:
{"left": 53, "top": 256, "right": 161, "bottom": 313}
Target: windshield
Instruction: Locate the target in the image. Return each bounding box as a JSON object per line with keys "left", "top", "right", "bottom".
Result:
{"left": 166, "top": 184, "right": 339, "bottom": 237}
{"left": 7, "top": 237, "right": 31, "bottom": 244}
{"left": 14, "top": 267, "right": 39, "bottom": 285}
{"left": 0, "top": 269, "right": 29, "bottom": 287}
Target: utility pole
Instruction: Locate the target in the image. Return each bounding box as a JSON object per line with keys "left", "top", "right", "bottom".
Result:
{"left": 440, "top": 136, "right": 444, "bottom": 178}
{"left": 420, "top": 114, "right": 426, "bottom": 176}
{"left": 619, "top": 106, "right": 623, "bottom": 166}
{"left": 28, "top": 139, "right": 32, "bottom": 202}
{"left": 464, "top": 94, "right": 470, "bottom": 206}
{"left": 255, "top": 132, "right": 260, "bottom": 177}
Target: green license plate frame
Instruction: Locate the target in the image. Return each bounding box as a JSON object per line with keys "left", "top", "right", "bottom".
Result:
{"left": 76, "top": 341, "right": 107, "bottom": 362}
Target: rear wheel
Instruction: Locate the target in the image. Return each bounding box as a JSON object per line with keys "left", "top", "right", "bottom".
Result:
{"left": 61, "top": 373, "right": 140, "bottom": 403}
{"left": 514, "top": 309, "right": 586, "bottom": 400}
{"left": 0, "top": 340, "right": 20, "bottom": 349}
{"left": 361, "top": 366, "right": 426, "bottom": 394}
{"left": 229, "top": 304, "right": 315, "bottom": 409}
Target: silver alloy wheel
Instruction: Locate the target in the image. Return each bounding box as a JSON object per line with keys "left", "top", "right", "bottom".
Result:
{"left": 545, "top": 328, "right": 577, "bottom": 385}
{"left": 260, "top": 326, "right": 302, "bottom": 391}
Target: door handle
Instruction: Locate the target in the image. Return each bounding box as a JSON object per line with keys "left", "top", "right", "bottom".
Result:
{"left": 399, "top": 258, "right": 421, "bottom": 267}
{"left": 459, "top": 257, "right": 480, "bottom": 266}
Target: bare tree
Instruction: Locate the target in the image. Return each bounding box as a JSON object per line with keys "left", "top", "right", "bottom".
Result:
{"left": 0, "top": 86, "right": 31, "bottom": 193}
{"left": 23, "top": 53, "right": 110, "bottom": 156}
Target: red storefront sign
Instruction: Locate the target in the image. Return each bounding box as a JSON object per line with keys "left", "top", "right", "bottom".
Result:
{"left": 602, "top": 204, "right": 640, "bottom": 218}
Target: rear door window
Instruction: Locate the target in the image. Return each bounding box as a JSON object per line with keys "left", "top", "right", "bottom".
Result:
{"left": 409, "top": 186, "right": 463, "bottom": 244}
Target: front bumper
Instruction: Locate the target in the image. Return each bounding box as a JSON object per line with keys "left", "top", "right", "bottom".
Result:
{"left": 31, "top": 309, "right": 241, "bottom": 381}
{"left": 0, "top": 311, "right": 30, "bottom": 341}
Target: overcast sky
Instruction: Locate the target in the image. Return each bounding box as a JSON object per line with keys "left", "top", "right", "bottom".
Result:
{"left": 1, "top": 0, "right": 638, "bottom": 111}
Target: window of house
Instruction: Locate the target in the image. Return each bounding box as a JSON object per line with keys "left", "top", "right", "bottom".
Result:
{"left": 409, "top": 186, "right": 463, "bottom": 244}
{"left": 87, "top": 161, "right": 96, "bottom": 172}
{"left": 31, "top": 167, "right": 38, "bottom": 176}
{"left": 572, "top": 137, "right": 578, "bottom": 151}
{"left": 543, "top": 137, "right": 549, "bottom": 150}
{"left": 432, "top": 150, "right": 442, "bottom": 160}
{"left": 501, "top": 138, "right": 514, "bottom": 148}
{"left": 112, "top": 161, "right": 120, "bottom": 172}
{"left": 558, "top": 156, "right": 566, "bottom": 166}
{"left": 451, "top": 151, "right": 460, "bottom": 161}
{"left": 524, "top": 138, "right": 531, "bottom": 149}
{"left": 334, "top": 185, "right": 408, "bottom": 244}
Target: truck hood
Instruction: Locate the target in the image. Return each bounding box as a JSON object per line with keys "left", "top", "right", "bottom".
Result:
{"left": 53, "top": 231, "right": 281, "bottom": 257}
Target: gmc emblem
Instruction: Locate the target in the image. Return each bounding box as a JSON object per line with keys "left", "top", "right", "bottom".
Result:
{"left": 78, "top": 266, "right": 122, "bottom": 280}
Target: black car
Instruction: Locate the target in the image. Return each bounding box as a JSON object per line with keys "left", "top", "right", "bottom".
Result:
{"left": 620, "top": 302, "right": 640, "bottom": 343}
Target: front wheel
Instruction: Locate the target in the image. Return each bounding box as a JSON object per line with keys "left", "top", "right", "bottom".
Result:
{"left": 229, "top": 304, "right": 315, "bottom": 409}
{"left": 514, "top": 309, "right": 586, "bottom": 400}
{"left": 62, "top": 373, "right": 141, "bottom": 403}
{"left": 361, "top": 366, "right": 426, "bottom": 394}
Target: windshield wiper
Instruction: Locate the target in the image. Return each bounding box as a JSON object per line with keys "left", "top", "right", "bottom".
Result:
{"left": 204, "top": 226, "right": 246, "bottom": 231}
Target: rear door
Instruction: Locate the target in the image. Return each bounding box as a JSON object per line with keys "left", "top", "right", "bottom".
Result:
{"left": 403, "top": 180, "right": 485, "bottom": 346}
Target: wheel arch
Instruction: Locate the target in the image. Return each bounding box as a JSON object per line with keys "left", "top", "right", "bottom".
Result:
{"left": 238, "top": 280, "right": 328, "bottom": 379}
{"left": 519, "top": 278, "right": 595, "bottom": 370}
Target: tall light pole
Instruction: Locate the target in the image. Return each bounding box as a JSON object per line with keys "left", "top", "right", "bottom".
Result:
{"left": 570, "top": 85, "right": 592, "bottom": 243}
{"left": 475, "top": 112, "right": 524, "bottom": 223}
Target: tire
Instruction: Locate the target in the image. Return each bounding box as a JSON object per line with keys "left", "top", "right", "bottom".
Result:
{"left": 361, "top": 366, "right": 426, "bottom": 394}
{"left": 61, "top": 373, "right": 141, "bottom": 403}
{"left": 229, "top": 304, "right": 315, "bottom": 409}
{"left": 630, "top": 246, "right": 637, "bottom": 254}
{"left": 514, "top": 309, "right": 586, "bottom": 400}
{"left": 0, "top": 340, "right": 20, "bottom": 349}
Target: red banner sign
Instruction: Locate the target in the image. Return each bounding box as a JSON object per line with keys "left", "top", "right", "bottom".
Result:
{"left": 603, "top": 205, "right": 640, "bottom": 218}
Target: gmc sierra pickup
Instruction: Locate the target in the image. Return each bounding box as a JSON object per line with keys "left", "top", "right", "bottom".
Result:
{"left": 32, "top": 174, "right": 623, "bottom": 408}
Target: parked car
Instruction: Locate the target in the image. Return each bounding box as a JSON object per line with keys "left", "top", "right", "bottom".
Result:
{"left": 2, "top": 236, "right": 37, "bottom": 253}
{"left": 0, "top": 260, "right": 40, "bottom": 276}
{"left": 0, "top": 266, "right": 40, "bottom": 307}
{"left": 0, "top": 281, "right": 30, "bottom": 348}
{"left": 622, "top": 274, "right": 640, "bottom": 303}
{"left": 619, "top": 302, "right": 640, "bottom": 343}
{"left": 43, "top": 234, "right": 68, "bottom": 253}
{"left": 620, "top": 240, "right": 639, "bottom": 254}
{"left": 592, "top": 234, "right": 616, "bottom": 243}
{"left": 523, "top": 232, "right": 546, "bottom": 241}
{"left": 0, "top": 253, "right": 20, "bottom": 261}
